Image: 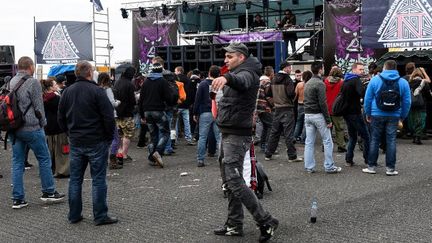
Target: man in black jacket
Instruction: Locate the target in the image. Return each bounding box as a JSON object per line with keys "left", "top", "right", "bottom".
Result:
{"left": 58, "top": 61, "right": 117, "bottom": 226}
{"left": 113, "top": 66, "right": 137, "bottom": 163}
{"left": 175, "top": 66, "right": 195, "bottom": 145}
{"left": 138, "top": 63, "right": 172, "bottom": 168}
{"left": 211, "top": 42, "right": 278, "bottom": 243}
{"left": 341, "top": 62, "right": 370, "bottom": 166}
{"left": 265, "top": 61, "right": 303, "bottom": 163}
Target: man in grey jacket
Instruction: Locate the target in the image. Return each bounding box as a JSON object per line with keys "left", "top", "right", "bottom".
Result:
{"left": 211, "top": 42, "right": 278, "bottom": 243}
{"left": 303, "top": 61, "right": 342, "bottom": 174}
{"left": 9, "top": 56, "right": 65, "bottom": 209}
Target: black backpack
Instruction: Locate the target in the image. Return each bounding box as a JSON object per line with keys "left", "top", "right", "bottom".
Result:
{"left": 162, "top": 71, "right": 180, "bottom": 106}
{"left": 376, "top": 75, "right": 401, "bottom": 111}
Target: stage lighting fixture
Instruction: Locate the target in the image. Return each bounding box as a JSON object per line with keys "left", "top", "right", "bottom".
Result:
{"left": 120, "top": 8, "right": 128, "bottom": 19}
{"left": 245, "top": 1, "right": 252, "bottom": 10}
{"left": 182, "top": 1, "right": 189, "bottom": 13}
{"left": 197, "top": 5, "right": 203, "bottom": 13}
{"left": 231, "top": 2, "right": 236, "bottom": 11}
{"left": 209, "top": 4, "right": 215, "bottom": 12}
{"left": 162, "top": 4, "right": 169, "bottom": 16}
{"left": 263, "top": 0, "right": 269, "bottom": 8}
{"left": 139, "top": 7, "right": 146, "bottom": 17}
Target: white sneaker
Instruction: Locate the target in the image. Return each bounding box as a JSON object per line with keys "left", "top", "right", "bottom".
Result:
{"left": 386, "top": 168, "right": 398, "bottom": 176}
{"left": 362, "top": 167, "right": 376, "bottom": 174}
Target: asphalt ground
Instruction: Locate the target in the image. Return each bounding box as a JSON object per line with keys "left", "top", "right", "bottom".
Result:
{"left": 0, "top": 136, "right": 431, "bottom": 243}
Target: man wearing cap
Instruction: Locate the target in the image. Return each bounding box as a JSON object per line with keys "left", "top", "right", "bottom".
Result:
{"left": 264, "top": 61, "right": 303, "bottom": 163}
{"left": 211, "top": 42, "right": 279, "bottom": 243}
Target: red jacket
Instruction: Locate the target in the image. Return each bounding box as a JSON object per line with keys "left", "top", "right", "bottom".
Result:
{"left": 324, "top": 76, "right": 343, "bottom": 115}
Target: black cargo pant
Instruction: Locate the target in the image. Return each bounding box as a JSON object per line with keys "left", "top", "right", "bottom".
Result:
{"left": 265, "top": 107, "right": 297, "bottom": 159}
{"left": 219, "top": 134, "right": 273, "bottom": 227}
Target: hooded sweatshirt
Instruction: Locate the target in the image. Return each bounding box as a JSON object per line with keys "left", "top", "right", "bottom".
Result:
{"left": 271, "top": 71, "right": 295, "bottom": 109}
{"left": 324, "top": 76, "right": 343, "bottom": 115}
{"left": 216, "top": 56, "right": 261, "bottom": 136}
{"left": 138, "top": 72, "right": 172, "bottom": 116}
{"left": 113, "top": 67, "right": 136, "bottom": 118}
{"left": 364, "top": 70, "right": 411, "bottom": 119}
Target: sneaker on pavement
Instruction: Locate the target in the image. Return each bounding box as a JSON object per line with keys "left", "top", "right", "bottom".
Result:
{"left": 187, "top": 140, "right": 196, "bottom": 146}
{"left": 24, "top": 162, "right": 33, "bottom": 170}
{"left": 362, "top": 167, "right": 377, "bottom": 174}
{"left": 326, "top": 166, "right": 342, "bottom": 174}
{"left": 12, "top": 199, "right": 28, "bottom": 209}
{"left": 214, "top": 224, "right": 244, "bottom": 236}
{"left": 386, "top": 168, "right": 399, "bottom": 176}
{"left": 288, "top": 157, "right": 303, "bottom": 163}
{"left": 40, "top": 191, "right": 65, "bottom": 202}
{"left": 123, "top": 155, "right": 133, "bottom": 163}
{"left": 197, "top": 160, "right": 205, "bottom": 167}
{"left": 259, "top": 218, "right": 279, "bottom": 243}
{"left": 305, "top": 168, "right": 315, "bottom": 174}
{"left": 152, "top": 151, "right": 164, "bottom": 168}
{"left": 264, "top": 156, "right": 272, "bottom": 161}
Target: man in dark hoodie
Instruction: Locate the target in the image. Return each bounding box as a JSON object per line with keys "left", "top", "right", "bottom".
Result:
{"left": 264, "top": 61, "right": 303, "bottom": 163}
{"left": 340, "top": 62, "right": 370, "bottom": 166}
{"left": 113, "top": 66, "right": 137, "bottom": 163}
{"left": 211, "top": 42, "right": 279, "bottom": 243}
{"left": 138, "top": 63, "right": 172, "bottom": 168}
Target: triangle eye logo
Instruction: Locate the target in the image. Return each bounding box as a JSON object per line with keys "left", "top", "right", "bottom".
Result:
{"left": 41, "top": 22, "right": 80, "bottom": 61}
{"left": 377, "top": 0, "right": 432, "bottom": 42}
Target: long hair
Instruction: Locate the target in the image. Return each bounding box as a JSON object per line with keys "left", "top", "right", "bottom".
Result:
{"left": 40, "top": 78, "right": 56, "bottom": 93}
{"left": 98, "top": 72, "right": 112, "bottom": 88}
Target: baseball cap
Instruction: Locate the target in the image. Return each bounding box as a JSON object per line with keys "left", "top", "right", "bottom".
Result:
{"left": 223, "top": 42, "right": 249, "bottom": 57}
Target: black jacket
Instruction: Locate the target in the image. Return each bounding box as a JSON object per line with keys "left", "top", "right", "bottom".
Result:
{"left": 58, "top": 78, "right": 115, "bottom": 145}
{"left": 43, "top": 92, "right": 63, "bottom": 135}
{"left": 340, "top": 74, "right": 363, "bottom": 115}
{"left": 177, "top": 73, "right": 193, "bottom": 109}
{"left": 193, "top": 78, "right": 212, "bottom": 115}
{"left": 216, "top": 56, "right": 261, "bottom": 136}
{"left": 138, "top": 72, "right": 172, "bottom": 116}
{"left": 113, "top": 77, "right": 136, "bottom": 118}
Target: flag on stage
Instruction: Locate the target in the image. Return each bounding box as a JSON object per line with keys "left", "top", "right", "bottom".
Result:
{"left": 91, "top": 0, "right": 103, "bottom": 11}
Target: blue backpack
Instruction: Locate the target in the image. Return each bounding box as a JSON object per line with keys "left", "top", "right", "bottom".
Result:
{"left": 376, "top": 75, "right": 401, "bottom": 111}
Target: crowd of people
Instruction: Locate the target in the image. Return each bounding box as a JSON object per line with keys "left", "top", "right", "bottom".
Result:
{"left": 0, "top": 41, "right": 430, "bottom": 241}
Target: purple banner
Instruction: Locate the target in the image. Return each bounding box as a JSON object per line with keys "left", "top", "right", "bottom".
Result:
{"left": 133, "top": 10, "right": 177, "bottom": 74}
{"left": 213, "top": 31, "right": 282, "bottom": 44}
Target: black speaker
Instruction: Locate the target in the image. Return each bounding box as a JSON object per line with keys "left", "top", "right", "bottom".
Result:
{"left": 315, "top": 5, "right": 323, "bottom": 21}
{"left": 261, "top": 42, "right": 275, "bottom": 60}
{"left": 213, "top": 44, "right": 227, "bottom": 62}
{"left": 245, "top": 42, "right": 259, "bottom": 58}
{"left": 0, "top": 45, "right": 15, "bottom": 64}
{"left": 170, "top": 46, "right": 183, "bottom": 62}
{"left": 184, "top": 45, "right": 198, "bottom": 62}
{"left": 238, "top": 14, "right": 254, "bottom": 29}
{"left": 198, "top": 45, "right": 212, "bottom": 62}
{"left": 155, "top": 46, "right": 168, "bottom": 62}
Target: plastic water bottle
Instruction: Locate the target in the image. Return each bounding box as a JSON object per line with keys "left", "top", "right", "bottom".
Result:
{"left": 310, "top": 198, "right": 318, "bottom": 223}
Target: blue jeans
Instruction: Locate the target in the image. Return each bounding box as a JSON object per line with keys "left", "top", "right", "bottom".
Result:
{"left": 344, "top": 114, "right": 370, "bottom": 164}
{"left": 163, "top": 111, "right": 174, "bottom": 153}
{"left": 197, "top": 112, "right": 220, "bottom": 161}
{"left": 145, "top": 111, "right": 170, "bottom": 157}
{"left": 368, "top": 116, "right": 398, "bottom": 169}
{"left": 11, "top": 129, "right": 56, "bottom": 200}
{"left": 68, "top": 141, "right": 110, "bottom": 222}
{"left": 304, "top": 114, "right": 335, "bottom": 171}
{"left": 176, "top": 108, "right": 192, "bottom": 142}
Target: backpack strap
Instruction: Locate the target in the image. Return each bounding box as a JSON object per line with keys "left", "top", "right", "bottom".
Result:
{"left": 12, "top": 75, "right": 31, "bottom": 93}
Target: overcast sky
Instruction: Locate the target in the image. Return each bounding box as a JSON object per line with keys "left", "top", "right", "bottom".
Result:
{"left": 0, "top": 0, "right": 133, "bottom": 65}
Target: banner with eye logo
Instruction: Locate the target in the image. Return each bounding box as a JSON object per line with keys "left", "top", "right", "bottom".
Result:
{"left": 132, "top": 8, "right": 177, "bottom": 74}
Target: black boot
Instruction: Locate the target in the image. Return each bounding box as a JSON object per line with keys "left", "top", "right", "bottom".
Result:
{"left": 109, "top": 154, "right": 123, "bottom": 169}
{"left": 414, "top": 136, "right": 423, "bottom": 145}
